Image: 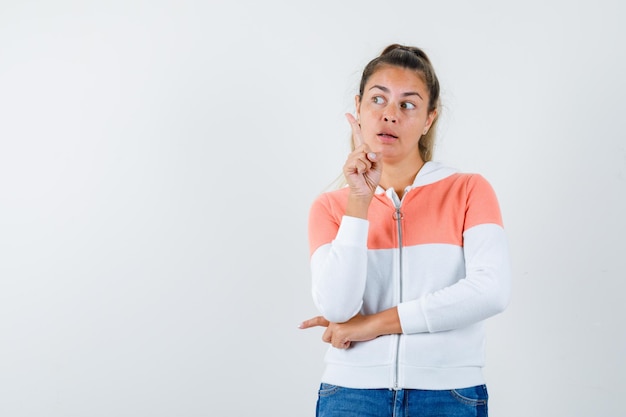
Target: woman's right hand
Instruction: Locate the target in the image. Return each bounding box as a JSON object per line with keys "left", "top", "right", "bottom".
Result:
{"left": 343, "top": 113, "right": 382, "bottom": 218}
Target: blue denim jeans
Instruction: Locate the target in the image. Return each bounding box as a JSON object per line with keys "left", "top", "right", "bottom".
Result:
{"left": 316, "top": 383, "right": 488, "bottom": 417}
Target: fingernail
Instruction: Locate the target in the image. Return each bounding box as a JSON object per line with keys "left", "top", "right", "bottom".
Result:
{"left": 367, "top": 152, "right": 376, "bottom": 160}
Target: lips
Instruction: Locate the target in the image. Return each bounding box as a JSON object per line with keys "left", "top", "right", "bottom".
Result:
{"left": 377, "top": 132, "right": 398, "bottom": 143}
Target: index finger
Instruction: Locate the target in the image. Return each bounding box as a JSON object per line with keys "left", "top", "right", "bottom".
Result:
{"left": 298, "top": 316, "right": 330, "bottom": 329}
{"left": 345, "top": 113, "right": 364, "bottom": 148}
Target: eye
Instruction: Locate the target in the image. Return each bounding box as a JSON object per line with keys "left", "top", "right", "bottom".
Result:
{"left": 372, "top": 96, "right": 385, "bottom": 104}
{"left": 401, "top": 102, "right": 416, "bottom": 110}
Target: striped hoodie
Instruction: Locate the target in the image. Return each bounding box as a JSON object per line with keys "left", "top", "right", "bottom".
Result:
{"left": 308, "top": 161, "right": 511, "bottom": 390}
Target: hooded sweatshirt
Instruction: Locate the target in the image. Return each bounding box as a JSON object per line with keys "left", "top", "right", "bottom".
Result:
{"left": 308, "top": 161, "right": 511, "bottom": 390}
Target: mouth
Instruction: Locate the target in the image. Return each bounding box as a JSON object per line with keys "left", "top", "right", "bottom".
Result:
{"left": 377, "top": 132, "right": 398, "bottom": 143}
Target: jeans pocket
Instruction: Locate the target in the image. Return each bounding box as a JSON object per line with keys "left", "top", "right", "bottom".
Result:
{"left": 450, "top": 384, "right": 489, "bottom": 406}
{"left": 318, "top": 383, "right": 341, "bottom": 397}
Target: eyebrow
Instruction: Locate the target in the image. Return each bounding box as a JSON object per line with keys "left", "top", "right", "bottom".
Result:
{"left": 369, "top": 85, "right": 423, "bottom": 100}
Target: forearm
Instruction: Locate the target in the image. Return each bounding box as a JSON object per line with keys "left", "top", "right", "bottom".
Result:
{"left": 368, "top": 307, "right": 402, "bottom": 336}
{"left": 320, "top": 308, "right": 402, "bottom": 349}
{"left": 311, "top": 216, "right": 369, "bottom": 323}
{"left": 345, "top": 194, "right": 372, "bottom": 219}
{"left": 398, "top": 224, "right": 511, "bottom": 334}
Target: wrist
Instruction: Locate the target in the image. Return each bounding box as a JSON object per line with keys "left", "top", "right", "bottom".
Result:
{"left": 346, "top": 194, "right": 372, "bottom": 219}
{"left": 371, "top": 307, "right": 402, "bottom": 336}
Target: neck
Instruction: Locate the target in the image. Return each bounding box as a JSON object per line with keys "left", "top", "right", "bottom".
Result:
{"left": 380, "top": 158, "right": 425, "bottom": 199}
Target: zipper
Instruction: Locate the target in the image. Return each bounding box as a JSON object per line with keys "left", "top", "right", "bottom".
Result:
{"left": 392, "top": 202, "right": 404, "bottom": 390}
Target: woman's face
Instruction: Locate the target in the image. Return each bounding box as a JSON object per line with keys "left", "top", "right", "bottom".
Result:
{"left": 355, "top": 65, "right": 436, "bottom": 164}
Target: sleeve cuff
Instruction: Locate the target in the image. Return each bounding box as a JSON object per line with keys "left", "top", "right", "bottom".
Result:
{"left": 397, "top": 299, "right": 430, "bottom": 334}
{"left": 334, "top": 215, "right": 369, "bottom": 248}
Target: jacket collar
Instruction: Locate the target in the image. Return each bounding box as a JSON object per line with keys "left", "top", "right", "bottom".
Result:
{"left": 375, "top": 161, "right": 457, "bottom": 195}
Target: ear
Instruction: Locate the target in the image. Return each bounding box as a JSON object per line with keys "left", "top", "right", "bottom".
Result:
{"left": 354, "top": 95, "right": 362, "bottom": 119}
{"left": 424, "top": 108, "right": 438, "bottom": 132}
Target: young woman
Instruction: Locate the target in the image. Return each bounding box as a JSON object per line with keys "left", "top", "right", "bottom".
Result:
{"left": 299, "top": 44, "right": 511, "bottom": 417}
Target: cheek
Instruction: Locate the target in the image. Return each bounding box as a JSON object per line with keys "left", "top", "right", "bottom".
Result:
{"left": 359, "top": 123, "right": 379, "bottom": 148}
{"left": 360, "top": 107, "right": 377, "bottom": 120}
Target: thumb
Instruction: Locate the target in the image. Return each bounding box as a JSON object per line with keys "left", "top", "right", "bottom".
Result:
{"left": 367, "top": 152, "right": 383, "bottom": 171}
{"left": 366, "top": 152, "right": 383, "bottom": 162}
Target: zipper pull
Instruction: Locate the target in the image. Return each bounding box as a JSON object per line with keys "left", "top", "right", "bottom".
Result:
{"left": 393, "top": 209, "right": 403, "bottom": 220}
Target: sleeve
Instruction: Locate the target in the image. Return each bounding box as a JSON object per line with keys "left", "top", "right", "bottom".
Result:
{"left": 308, "top": 194, "right": 369, "bottom": 323}
{"left": 397, "top": 175, "right": 512, "bottom": 333}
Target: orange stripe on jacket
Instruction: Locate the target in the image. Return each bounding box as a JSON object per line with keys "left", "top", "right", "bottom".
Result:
{"left": 308, "top": 173, "right": 502, "bottom": 255}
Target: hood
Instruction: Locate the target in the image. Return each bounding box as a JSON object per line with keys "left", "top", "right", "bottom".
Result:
{"left": 375, "top": 161, "right": 457, "bottom": 195}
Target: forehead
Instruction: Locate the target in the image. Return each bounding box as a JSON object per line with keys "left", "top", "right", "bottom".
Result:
{"left": 364, "top": 65, "right": 428, "bottom": 94}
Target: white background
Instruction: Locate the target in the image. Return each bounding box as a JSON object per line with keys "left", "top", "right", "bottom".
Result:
{"left": 1, "top": 1, "right": 625, "bottom": 416}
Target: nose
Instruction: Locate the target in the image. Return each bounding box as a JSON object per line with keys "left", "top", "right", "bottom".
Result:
{"left": 383, "top": 108, "right": 397, "bottom": 123}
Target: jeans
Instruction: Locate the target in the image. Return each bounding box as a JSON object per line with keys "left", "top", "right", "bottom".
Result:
{"left": 316, "top": 383, "right": 488, "bottom": 417}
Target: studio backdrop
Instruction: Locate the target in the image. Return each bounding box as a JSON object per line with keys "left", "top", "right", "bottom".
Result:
{"left": 0, "top": 1, "right": 624, "bottom": 416}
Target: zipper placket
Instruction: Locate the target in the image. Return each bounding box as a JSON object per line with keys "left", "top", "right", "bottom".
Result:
{"left": 391, "top": 198, "right": 404, "bottom": 390}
